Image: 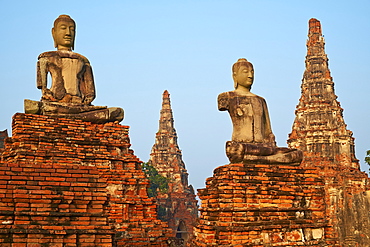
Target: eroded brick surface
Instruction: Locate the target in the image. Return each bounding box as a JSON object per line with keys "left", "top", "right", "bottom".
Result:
{"left": 0, "top": 113, "right": 171, "bottom": 246}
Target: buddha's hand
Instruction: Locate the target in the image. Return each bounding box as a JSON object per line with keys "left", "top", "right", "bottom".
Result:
{"left": 226, "top": 141, "right": 244, "bottom": 163}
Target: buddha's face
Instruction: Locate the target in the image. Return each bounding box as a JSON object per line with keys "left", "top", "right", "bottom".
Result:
{"left": 233, "top": 65, "right": 254, "bottom": 89}
{"left": 52, "top": 20, "right": 75, "bottom": 50}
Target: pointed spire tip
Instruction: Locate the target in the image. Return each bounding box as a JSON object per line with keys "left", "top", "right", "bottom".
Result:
{"left": 308, "top": 18, "right": 322, "bottom": 35}
{"left": 163, "top": 90, "right": 170, "bottom": 98}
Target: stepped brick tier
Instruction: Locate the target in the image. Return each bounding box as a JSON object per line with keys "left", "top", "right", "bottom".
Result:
{"left": 192, "top": 162, "right": 328, "bottom": 246}
{"left": 0, "top": 113, "right": 171, "bottom": 246}
{"left": 288, "top": 18, "right": 370, "bottom": 246}
{"left": 149, "top": 90, "right": 198, "bottom": 244}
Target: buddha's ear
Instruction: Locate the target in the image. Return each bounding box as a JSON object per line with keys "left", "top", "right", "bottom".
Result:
{"left": 51, "top": 28, "right": 57, "bottom": 48}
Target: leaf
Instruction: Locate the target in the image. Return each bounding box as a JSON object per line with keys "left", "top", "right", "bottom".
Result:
{"left": 365, "top": 150, "right": 370, "bottom": 170}
{"left": 141, "top": 162, "right": 169, "bottom": 197}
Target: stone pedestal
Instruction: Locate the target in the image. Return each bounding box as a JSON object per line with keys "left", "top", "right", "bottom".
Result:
{"left": 193, "top": 162, "right": 331, "bottom": 246}
{"left": 0, "top": 113, "right": 171, "bottom": 246}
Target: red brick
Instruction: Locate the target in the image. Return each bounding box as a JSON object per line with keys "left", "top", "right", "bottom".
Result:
{"left": 0, "top": 113, "right": 171, "bottom": 246}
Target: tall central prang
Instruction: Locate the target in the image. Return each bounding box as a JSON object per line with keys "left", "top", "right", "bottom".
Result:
{"left": 288, "top": 18, "right": 370, "bottom": 246}
{"left": 288, "top": 18, "right": 358, "bottom": 169}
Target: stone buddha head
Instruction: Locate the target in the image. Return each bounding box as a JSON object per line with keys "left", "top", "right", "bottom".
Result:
{"left": 52, "top": 15, "right": 76, "bottom": 51}
{"left": 232, "top": 58, "right": 254, "bottom": 90}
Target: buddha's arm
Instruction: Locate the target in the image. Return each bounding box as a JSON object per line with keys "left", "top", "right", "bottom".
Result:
{"left": 81, "top": 63, "right": 96, "bottom": 105}
{"left": 218, "top": 92, "right": 229, "bottom": 111}
{"left": 261, "top": 98, "right": 276, "bottom": 143}
{"left": 37, "top": 58, "right": 48, "bottom": 90}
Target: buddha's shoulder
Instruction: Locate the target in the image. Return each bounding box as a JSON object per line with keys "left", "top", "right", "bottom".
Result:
{"left": 71, "top": 52, "right": 90, "bottom": 63}
{"left": 218, "top": 91, "right": 255, "bottom": 98}
{"left": 254, "top": 94, "right": 267, "bottom": 102}
{"left": 38, "top": 51, "right": 58, "bottom": 59}
{"left": 38, "top": 51, "right": 90, "bottom": 63}
{"left": 218, "top": 91, "right": 230, "bottom": 98}
{"left": 232, "top": 91, "right": 266, "bottom": 99}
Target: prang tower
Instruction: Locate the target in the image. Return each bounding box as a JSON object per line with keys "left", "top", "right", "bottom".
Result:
{"left": 288, "top": 18, "right": 370, "bottom": 246}
{"left": 149, "top": 90, "right": 198, "bottom": 243}
{"left": 288, "top": 18, "right": 358, "bottom": 169}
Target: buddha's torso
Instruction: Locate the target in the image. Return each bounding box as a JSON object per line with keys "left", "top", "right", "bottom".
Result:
{"left": 218, "top": 91, "right": 274, "bottom": 143}
{"left": 38, "top": 51, "right": 89, "bottom": 98}
{"left": 58, "top": 57, "right": 84, "bottom": 96}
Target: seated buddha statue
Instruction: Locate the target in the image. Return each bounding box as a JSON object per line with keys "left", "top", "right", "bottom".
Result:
{"left": 218, "top": 58, "right": 302, "bottom": 163}
{"left": 24, "top": 14, "right": 123, "bottom": 123}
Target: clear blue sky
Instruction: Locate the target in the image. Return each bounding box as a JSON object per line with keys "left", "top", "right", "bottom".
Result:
{"left": 1, "top": 1, "right": 369, "bottom": 191}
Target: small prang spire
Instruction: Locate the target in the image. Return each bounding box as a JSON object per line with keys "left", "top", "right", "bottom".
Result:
{"left": 163, "top": 90, "right": 169, "bottom": 98}
{"left": 307, "top": 18, "right": 325, "bottom": 56}
{"left": 148, "top": 91, "right": 198, "bottom": 240}
{"left": 308, "top": 18, "right": 322, "bottom": 35}
{"left": 149, "top": 90, "right": 188, "bottom": 187}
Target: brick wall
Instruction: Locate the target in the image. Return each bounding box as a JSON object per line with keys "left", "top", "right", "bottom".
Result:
{"left": 297, "top": 154, "right": 370, "bottom": 246}
{"left": 0, "top": 113, "right": 171, "bottom": 246}
{"left": 192, "top": 162, "right": 332, "bottom": 246}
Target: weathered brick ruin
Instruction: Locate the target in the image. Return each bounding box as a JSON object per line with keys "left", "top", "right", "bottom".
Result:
{"left": 149, "top": 90, "right": 198, "bottom": 245}
{"left": 0, "top": 13, "right": 175, "bottom": 246}
{"left": 192, "top": 18, "right": 370, "bottom": 246}
{"left": 0, "top": 113, "right": 171, "bottom": 246}
{"left": 1, "top": 15, "right": 370, "bottom": 247}
{"left": 288, "top": 18, "right": 370, "bottom": 246}
{"left": 0, "top": 130, "right": 8, "bottom": 152}
{"left": 193, "top": 162, "right": 327, "bottom": 246}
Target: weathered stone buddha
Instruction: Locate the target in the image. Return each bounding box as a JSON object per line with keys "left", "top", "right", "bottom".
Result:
{"left": 24, "top": 14, "right": 124, "bottom": 123}
{"left": 218, "top": 58, "right": 302, "bottom": 163}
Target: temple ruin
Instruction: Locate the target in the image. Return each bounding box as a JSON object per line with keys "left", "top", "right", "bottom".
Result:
{"left": 0, "top": 114, "right": 172, "bottom": 246}
{"left": 0, "top": 14, "right": 369, "bottom": 247}
{"left": 192, "top": 18, "right": 370, "bottom": 246}
{"left": 288, "top": 18, "right": 370, "bottom": 246}
{"left": 148, "top": 90, "right": 198, "bottom": 245}
{"left": 193, "top": 55, "right": 327, "bottom": 247}
{"left": 0, "top": 15, "right": 171, "bottom": 246}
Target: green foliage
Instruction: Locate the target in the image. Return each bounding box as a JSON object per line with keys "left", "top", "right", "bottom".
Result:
{"left": 365, "top": 150, "right": 370, "bottom": 166}
{"left": 141, "top": 162, "right": 169, "bottom": 197}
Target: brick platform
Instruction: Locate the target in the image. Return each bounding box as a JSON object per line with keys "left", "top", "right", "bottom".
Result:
{"left": 193, "top": 162, "right": 329, "bottom": 246}
{"left": 0, "top": 113, "right": 171, "bottom": 246}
